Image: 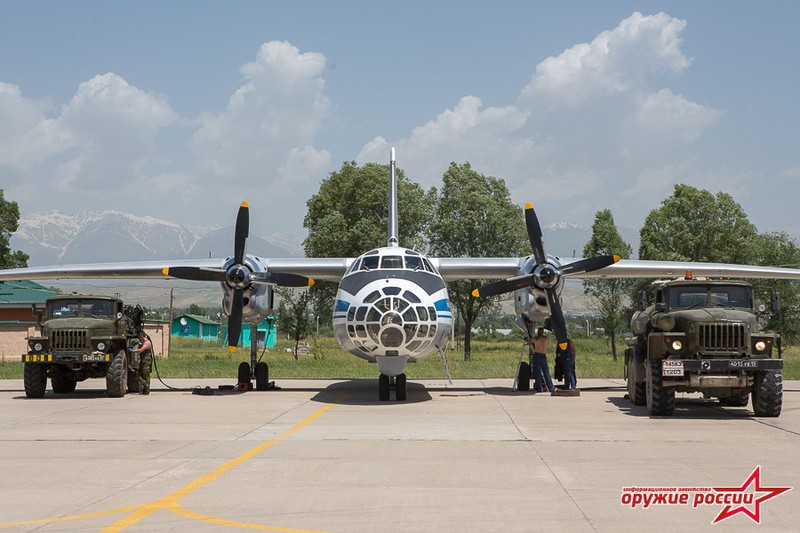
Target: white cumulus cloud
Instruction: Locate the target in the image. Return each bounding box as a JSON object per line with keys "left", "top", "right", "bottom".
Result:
{"left": 192, "top": 40, "right": 331, "bottom": 198}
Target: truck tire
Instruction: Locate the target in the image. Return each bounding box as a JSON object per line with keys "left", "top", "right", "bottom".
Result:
{"left": 51, "top": 368, "right": 77, "bottom": 394}
{"left": 646, "top": 359, "right": 675, "bottom": 416}
{"left": 625, "top": 347, "right": 646, "bottom": 405}
{"left": 752, "top": 371, "right": 782, "bottom": 417}
{"left": 718, "top": 392, "right": 749, "bottom": 407}
{"left": 24, "top": 363, "right": 47, "bottom": 398}
{"left": 106, "top": 349, "right": 127, "bottom": 398}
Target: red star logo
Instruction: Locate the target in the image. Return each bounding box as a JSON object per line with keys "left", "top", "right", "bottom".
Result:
{"left": 712, "top": 466, "right": 792, "bottom": 524}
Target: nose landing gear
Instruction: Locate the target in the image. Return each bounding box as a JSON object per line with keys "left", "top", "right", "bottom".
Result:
{"left": 378, "top": 373, "right": 407, "bottom": 401}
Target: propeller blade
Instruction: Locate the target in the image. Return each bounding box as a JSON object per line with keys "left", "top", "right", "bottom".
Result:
{"left": 472, "top": 274, "right": 535, "bottom": 298}
{"left": 545, "top": 287, "right": 569, "bottom": 350}
{"left": 228, "top": 289, "right": 244, "bottom": 352}
{"left": 234, "top": 201, "right": 249, "bottom": 265}
{"left": 524, "top": 202, "right": 547, "bottom": 265}
{"left": 162, "top": 266, "right": 226, "bottom": 282}
{"left": 250, "top": 272, "right": 315, "bottom": 287}
{"left": 559, "top": 255, "right": 621, "bottom": 276}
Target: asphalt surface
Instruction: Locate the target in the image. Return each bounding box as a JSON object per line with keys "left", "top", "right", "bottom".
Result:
{"left": 0, "top": 377, "right": 797, "bottom": 532}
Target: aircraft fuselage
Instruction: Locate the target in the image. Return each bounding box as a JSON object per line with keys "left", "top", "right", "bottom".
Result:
{"left": 333, "top": 246, "right": 452, "bottom": 377}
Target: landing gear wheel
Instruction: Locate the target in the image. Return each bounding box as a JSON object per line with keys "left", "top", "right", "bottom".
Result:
{"left": 255, "top": 362, "right": 270, "bottom": 391}
{"left": 517, "top": 362, "right": 531, "bottom": 391}
{"left": 238, "top": 362, "right": 251, "bottom": 390}
{"left": 396, "top": 373, "right": 407, "bottom": 401}
{"left": 24, "top": 363, "right": 47, "bottom": 398}
{"left": 378, "top": 374, "right": 390, "bottom": 401}
{"left": 106, "top": 349, "right": 127, "bottom": 398}
{"left": 51, "top": 368, "right": 77, "bottom": 394}
{"left": 752, "top": 371, "right": 782, "bottom": 417}
{"left": 646, "top": 359, "right": 674, "bottom": 416}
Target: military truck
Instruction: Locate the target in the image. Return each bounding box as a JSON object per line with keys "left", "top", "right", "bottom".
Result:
{"left": 22, "top": 295, "right": 147, "bottom": 398}
{"left": 624, "top": 276, "right": 782, "bottom": 417}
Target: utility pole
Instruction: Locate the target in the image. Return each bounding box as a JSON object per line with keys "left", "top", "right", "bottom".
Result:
{"left": 167, "top": 288, "right": 174, "bottom": 358}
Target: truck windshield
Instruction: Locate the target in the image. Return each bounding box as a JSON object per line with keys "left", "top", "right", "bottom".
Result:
{"left": 668, "top": 286, "right": 751, "bottom": 309}
{"left": 46, "top": 300, "right": 114, "bottom": 318}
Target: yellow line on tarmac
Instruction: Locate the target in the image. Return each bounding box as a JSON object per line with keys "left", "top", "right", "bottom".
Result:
{"left": 100, "top": 401, "right": 337, "bottom": 532}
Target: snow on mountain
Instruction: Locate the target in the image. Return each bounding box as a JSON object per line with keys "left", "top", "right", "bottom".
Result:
{"left": 11, "top": 211, "right": 297, "bottom": 266}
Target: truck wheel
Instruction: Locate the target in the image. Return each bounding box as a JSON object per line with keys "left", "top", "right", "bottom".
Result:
{"left": 752, "top": 371, "right": 782, "bottom": 417}
{"left": 24, "top": 363, "right": 47, "bottom": 398}
{"left": 127, "top": 372, "right": 142, "bottom": 393}
{"left": 719, "top": 392, "right": 749, "bottom": 407}
{"left": 517, "top": 362, "right": 531, "bottom": 391}
{"left": 106, "top": 350, "right": 127, "bottom": 398}
{"left": 629, "top": 377, "right": 647, "bottom": 406}
{"left": 646, "top": 360, "right": 675, "bottom": 416}
{"left": 51, "top": 368, "right": 77, "bottom": 394}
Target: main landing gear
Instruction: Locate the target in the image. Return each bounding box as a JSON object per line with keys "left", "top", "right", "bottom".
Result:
{"left": 378, "top": 373, "right": 407, "bottom": 402}
{"left": 235, "top": 324, "right": 275, "bottom": 392}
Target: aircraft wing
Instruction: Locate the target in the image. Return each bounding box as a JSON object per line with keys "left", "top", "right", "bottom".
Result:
{"left": 0, "top": 257, "right": 351, "bottom": 283}
{"left": 434, "top": 256, "right": 800, "bottom": 282}
{"left": 566, "top": 258, "right": 800, "bottom": 280}
{"left": 435, "top": 257, "right": 521, "bottom": 281}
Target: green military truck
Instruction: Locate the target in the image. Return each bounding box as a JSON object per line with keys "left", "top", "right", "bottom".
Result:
{"left": 624, "top": 277, "right": 782, "bottom": 417}
{"left": 22, "top": 295, "right": 148, "bottom": 398}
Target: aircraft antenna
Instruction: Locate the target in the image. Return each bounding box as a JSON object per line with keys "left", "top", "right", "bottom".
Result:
{"left": 388, "top": 147, "right": 399, "bottom": 247}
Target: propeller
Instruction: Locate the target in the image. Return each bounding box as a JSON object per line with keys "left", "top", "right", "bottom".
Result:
{"left": 162, "top": 201, "right": 313, "bottom": 351}
{"left": 472, "top": 202, "right": 620, "bottom": 350}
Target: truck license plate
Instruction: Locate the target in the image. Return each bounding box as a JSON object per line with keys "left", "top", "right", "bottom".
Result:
{"left": 662, "top": 360, "right": 684, "bottom": 376}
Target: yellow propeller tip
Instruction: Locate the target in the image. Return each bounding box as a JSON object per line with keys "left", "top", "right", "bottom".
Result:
{"left": 524, "top": 201, "right": 533, "bottom": 209}
{"left": 228, "top": 346, "right": 236, "bottom": 353}
{"left": 471, "top": 289, "right": 480, "bottom": 298}
{"left": 308, "top": 278, "right": 315, "bottom": 287}
{"left": 241, "top": 201, "right": 249, "bottom": 208}
{"left": 559, "top": 342, "right": 568, "bottom": 350}
{"left": 613, "top": 255, "right": 621, "bottom": 262}
{"left": 161, "top": 267, "right": 170, "bottom": 276}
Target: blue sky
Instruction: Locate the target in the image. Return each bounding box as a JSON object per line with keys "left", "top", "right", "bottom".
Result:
{"left": 2, "top": 1, "right": 800, "bottom": 249}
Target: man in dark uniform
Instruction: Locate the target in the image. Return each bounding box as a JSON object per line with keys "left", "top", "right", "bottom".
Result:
{"left": 129, "top": 331, "right": 152, "bottom": 394}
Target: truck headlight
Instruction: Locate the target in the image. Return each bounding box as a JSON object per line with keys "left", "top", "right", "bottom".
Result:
{"left": 33, "top": 342, "right": 43, "bottom": 352}
{"left": 671, "top": 340, "right": 683, "bottom": 352}
{"left": 96, "top": 341, "right": 106, "bottom": 352}
{"left": 754, "top": 340, "right": 766, "bottom": 352}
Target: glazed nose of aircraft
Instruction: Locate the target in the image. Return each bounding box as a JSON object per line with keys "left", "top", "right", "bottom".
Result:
{"left": 345, "top": 285, "right": 440, "bottom": 355}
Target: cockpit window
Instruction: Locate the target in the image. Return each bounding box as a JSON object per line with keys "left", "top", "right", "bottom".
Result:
{"left": 422, "top": 258, "right": 436, "bottom": 273}
{"left": 381, "top": 256, "right": 403, "bottom": 269}
{"left": 405, "top": 256, "right": 423, "bottom": 271}
{"left": 361, "top": 256, "right": 379, "bottom": 270}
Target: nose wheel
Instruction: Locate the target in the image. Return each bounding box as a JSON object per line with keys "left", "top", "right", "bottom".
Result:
{"left": 378, "top": 373, "right": 407, "bottom": 401}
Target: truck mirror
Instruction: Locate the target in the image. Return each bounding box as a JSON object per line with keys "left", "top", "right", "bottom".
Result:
{"left": 771, "top": 290, "right": 781, "bottom": 313}
{"left": 31, "top": 304, "right": 43, "bottom": 325}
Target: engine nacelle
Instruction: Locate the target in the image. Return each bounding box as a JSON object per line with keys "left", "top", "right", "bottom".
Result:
{"left": 512, "top": 255, "right": 564, "bottom": 323}
{"left": 220, "top": 257, "right": 273, "bottom": 324}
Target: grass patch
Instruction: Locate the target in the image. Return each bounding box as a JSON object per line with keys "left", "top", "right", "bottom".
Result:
{"left": 2, "top": 336, "right": 799, "bottom": 380}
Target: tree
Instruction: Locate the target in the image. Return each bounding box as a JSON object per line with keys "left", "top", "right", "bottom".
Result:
{"left": 639, "top": 184, "right": 758, "bottom": 263}
{"left": 582, "top": 209, "right": 633, "bottom": 360}
{"left": 303, "top": 161, "right": 434, "bottom": 321}
{"left": 0, "top": 190, "right": 29, "bottom": 269}
{"left": 276, "top": 287, "right": 313, "bottom": 360}
{"left": 427, "top": 162, "right": 528, "bottom": 360}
